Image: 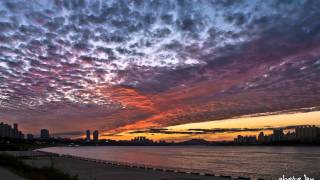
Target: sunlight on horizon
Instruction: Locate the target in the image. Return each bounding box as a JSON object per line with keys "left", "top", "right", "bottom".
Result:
{"left": 168, "top": 111, "right": 320, "bottom": 130}
{"left": 104, "top": 111, "right": 320, "bottom": 142}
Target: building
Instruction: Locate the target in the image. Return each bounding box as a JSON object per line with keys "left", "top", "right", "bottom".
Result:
{"left": 0, "top": 122, "right": 24, "bottom": 139}
{"left": 258, "top": 132, "right": 264, "bottom": 143}
{"left": 27, "top": 134, "right": 34, "bottom": 140}
{"left": 40, "top": 129, "right": 50, "bottom": 139}
{"left": 3, "top": 124, "right": 11, "bottom": 138}
{"left": 273, "top": 128, "right": 284, "bottom": 142}
{"left": 93, "top": 130, "right": 99, "bottom": 142}
{"left": 13, "top": 123, "right": 18, "bottom": 138}
{"left": 86, "top": 130, "right": 91, "bottom": 142}
{"left": 131, "top": 136, "right": 153, "bottom": 144}
{"left": 0, "top": 122, "right": 4, "bottom": 138}
{"left": 3, "top": 124, "right": 9, "bottom": 138}
{"left": 295, "top": 126, "right": 319, "bottom": 142}
{"left": 283, "top": 131, "right": 296, "bottom": 141}
{"left": 255, "top": 125, "right": 320, "bottom": 144}
{"left": 234, "top": 135, "right": 243, "bottom": 143}
{"left": 18, "top": 131, "right": 24, "bottom": 139}
{"left": 234, "top": 135, "right": 257, "bottom": 144}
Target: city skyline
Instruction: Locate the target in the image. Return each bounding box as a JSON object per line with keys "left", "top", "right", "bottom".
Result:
{"left": 1, "top": 102, "right": 320, "bottom": 141}
{"left": 0, "top": 0, "right": 320, "bottom": 141}
{"left": 0, "top": 122, "right": 24, "bottom": 139}
{"left": 2, "top": 120, "right": 320, "bottom": 144}
{"left": 3, "top": 121, "right": 318, "bottom": 143}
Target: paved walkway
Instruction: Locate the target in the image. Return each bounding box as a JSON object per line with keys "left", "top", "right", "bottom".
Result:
{"left": 23, "top": 156, "right": 231, "bottom": 180}
{"left": 0, "top": 167, "right": 26, "bottom": 180}
{"left": 2, "top": 151, "right": 234, "bottom": 180}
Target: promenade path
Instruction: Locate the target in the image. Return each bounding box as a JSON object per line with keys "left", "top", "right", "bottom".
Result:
{"left": 3, "top": 151, "right": 238, "bottom": 180}
{"left": 22, "top": 156, "right": 232, "bottom": 180}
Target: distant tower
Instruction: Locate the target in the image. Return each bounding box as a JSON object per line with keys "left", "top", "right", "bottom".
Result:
{"left": 86, "top": 130, "right": 91, "bottom": 142}
{"left": 0, "top": 122, "right": 4, "bottom": 138}
{"left": 27, "top": 134, "right": 34, "bottom": 140}
{"left": 93, "top": 130, "right": 99, "bottom": 142}
{"left": 258, "top": 132, "right": 264, "bottom": 143}
{"left": 273, "top": 129, "right": 284, "bottom": 142}
{"left": 40, "top": 129, "right": 50, "bottom": 139}
{"left": 3, "top": 124, "right": 10, "bottom": 138}
{"left": 13, "top": 123, "right": 18, "bottom": 139}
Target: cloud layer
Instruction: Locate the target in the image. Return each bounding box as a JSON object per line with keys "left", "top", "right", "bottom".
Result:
{"left": 0, "top": 0, "right": 320, "bottom": 135}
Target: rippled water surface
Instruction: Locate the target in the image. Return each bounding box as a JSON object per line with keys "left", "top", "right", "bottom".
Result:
{"left": 40, "top": 146, "right": 320, "bottom": 179}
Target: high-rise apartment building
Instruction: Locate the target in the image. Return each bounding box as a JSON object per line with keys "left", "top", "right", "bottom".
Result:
{"left": 93, "top": 130, "right": 99, "bottom": 142}
{"left": 86, "top": 130, "right": 91, "bottom": 142}
{"left": 40, "top": 129, "right": 50, "bottom": 139}
{"left": 0, "top": 122, "right": 24, "bottom": 139}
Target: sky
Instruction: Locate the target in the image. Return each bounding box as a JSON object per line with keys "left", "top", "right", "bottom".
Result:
{"left": 0, "top": 0, "right": 320, "bottom": 140}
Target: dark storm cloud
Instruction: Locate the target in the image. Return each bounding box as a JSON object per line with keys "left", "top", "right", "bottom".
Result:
{"left": 0, "top": 0, "right": 320, "bottom": 135}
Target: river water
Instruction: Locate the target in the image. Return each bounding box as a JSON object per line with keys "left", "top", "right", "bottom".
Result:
{"left": 39, "top": 146, "right": 320, "bottom": 179}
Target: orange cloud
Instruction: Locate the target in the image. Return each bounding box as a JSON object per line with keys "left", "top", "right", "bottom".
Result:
{"left": 100, "top": 86, "right": 156, "bottom": 111}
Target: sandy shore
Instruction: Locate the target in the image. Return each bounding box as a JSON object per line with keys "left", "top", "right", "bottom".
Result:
{"left": 2, "top": 151, "right": 247, "bottom": 180}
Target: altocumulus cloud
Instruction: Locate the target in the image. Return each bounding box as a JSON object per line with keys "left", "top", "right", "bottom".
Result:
{"left": 0, "top": 0, "right": 320, "bottom": 135}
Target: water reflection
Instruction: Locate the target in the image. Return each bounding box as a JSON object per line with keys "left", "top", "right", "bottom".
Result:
{"left": 40, "top": 146, "right": 320, "bottom": 179}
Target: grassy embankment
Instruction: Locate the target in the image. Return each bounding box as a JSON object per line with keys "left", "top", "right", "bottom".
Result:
{"left": 0, "top": 153, "right": 78, "bottom": 180}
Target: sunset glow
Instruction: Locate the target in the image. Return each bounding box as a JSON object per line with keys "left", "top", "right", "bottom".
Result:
{"left": 0, "top": 0, "right": 319, "bottom": 140}
{"left": 103, "top": 111, "right": 320, "bottom": 142}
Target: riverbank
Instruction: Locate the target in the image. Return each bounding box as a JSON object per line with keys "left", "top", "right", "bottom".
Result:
{"left": 2, "top": 151, "right": 244, "bottom": 180}
{"left": 0, "top": 152, "right": 77, "bottom": 180}
{"left": 0, "top": 167, "right": 26, "bottom": 180}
